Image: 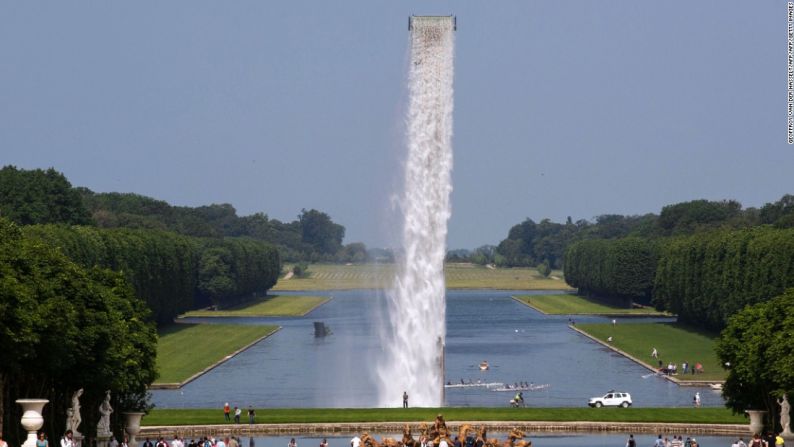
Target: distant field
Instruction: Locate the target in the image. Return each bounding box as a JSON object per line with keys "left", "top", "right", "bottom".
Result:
{"left": 273, "top": 263, "right": 571, "bottom": 291}
{"left": 143, "top": 407, "right": 744, "bottom": 426}
{"left": 181, "top": 295, "right": 328, "bottom": 318}
{"left": 575, "top": 323, "right": 725, "bottom": 381}
{"left": 155, "top": 324, "right": 279, "bottom": 385}
{"left": 515, "top": 294, "right": 669, "bottom": 316}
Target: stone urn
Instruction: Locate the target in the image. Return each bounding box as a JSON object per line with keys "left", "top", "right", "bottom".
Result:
{"left": 123, "top": 412, "right": 145, "bottom": 445}
{"left": 17, "top": 399, "right": 49, "bottom": 447}
{"left": 746, "top": 409, "right": 767, "bottom": 436}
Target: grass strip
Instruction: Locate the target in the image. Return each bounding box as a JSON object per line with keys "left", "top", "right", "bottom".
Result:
{"left": 514, "top": 294, "right": 669, "bottom": 316}
{"left": 143, "top": 407, "right": 744, "bottom": 426}
{"left": 575, "top": 322, "right": 725, "bottom": 381}
{"left": 155, "top": 324, "right": 279, "bottom": 384}
{"left": 274, "top": 264, "right": 572, "bottom": 291}
{"left": 180, "top": 295, "right": 328, "bottom": 318}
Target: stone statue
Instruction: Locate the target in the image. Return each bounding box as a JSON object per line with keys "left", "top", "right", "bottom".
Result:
{"left": 779, "top": 395, "right": 792, "bottom": 434}
{"left": 67, "top": 388, "right": 83, "bottom": 436}
{"left": 97, "top": 390, "right": 113, "bottom": 435}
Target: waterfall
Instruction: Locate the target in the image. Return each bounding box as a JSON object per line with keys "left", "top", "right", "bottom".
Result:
{"left": 377, "top": 16, "right": 455, "bottom": 408}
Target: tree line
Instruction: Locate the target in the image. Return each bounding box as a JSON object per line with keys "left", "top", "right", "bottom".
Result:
{"left": 79, "top": 189, "right": 359, "bottom": 262}
{"left": 495, "top": 196, "right": 793, "bottom": 269}
{"left": 22, "top": 224, "right": 281, "bottom": 324}
{"left": 0, "top": 165, "right": 368, "bottom": 263}
{"left": 564, "top": 225, "right": 794, "bottom": 332}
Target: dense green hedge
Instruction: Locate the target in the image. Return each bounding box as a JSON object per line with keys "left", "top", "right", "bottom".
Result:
{"left": 654, "top": 227, "right": 794, "bottom": 330}
{"left": 564, "top": 237, "right": 658, "bottom": 305}
{"left": 564, "top": 227, "right": 794, "bottom": 331}
{"left": 23, "top": 225, "right": 280, "bottom": 324}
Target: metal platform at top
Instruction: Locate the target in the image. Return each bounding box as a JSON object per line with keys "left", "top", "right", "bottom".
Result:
{"left": 409, "top": 15, "right": 456, "bottom": 31}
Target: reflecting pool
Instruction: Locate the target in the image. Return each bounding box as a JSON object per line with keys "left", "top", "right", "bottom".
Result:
{"left": 151, "top": 290, "right": 724, "bottom": 409}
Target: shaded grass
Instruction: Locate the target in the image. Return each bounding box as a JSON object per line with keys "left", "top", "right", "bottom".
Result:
{"left": 155, "top": 324, "right": 279, "bottom": 384}
{"left": 514, "top": 294, "right": 669, "bottom": 316}
{"left": 273, "top": 263, "right": 572, "bottom": 291}
{"left": 180, "top": 295, "right": 328, "bottom": 318}
{"left": 143, "top": 407, "right": 744, "bottom": 426}
{"left": 575, "top": 322, "right": 725, "bottom": 381}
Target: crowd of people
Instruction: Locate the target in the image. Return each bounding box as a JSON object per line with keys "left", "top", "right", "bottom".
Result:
{"left": 628, "top": 433, "right": 702, "bottom": 447}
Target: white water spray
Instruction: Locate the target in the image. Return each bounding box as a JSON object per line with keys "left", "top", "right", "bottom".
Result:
{"left": 377, "top": 16, "right": 455, "bottom": 407}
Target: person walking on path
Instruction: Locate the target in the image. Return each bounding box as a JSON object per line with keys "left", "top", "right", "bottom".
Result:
{"left": 224, "top": 403, "right": 231, "bottom": 422}
{"left": 403, "top": 391, "right": 409, "bottom": 408}
{"left": 694, "top": 392, "right": 701, "bottom": 408}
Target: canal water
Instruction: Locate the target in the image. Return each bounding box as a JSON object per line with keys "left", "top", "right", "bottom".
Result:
{"left": 151, "top": 290, "right": 724, "bottom": 409}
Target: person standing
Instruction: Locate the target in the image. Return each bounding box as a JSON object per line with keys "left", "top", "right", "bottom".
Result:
{"left": 694, "top": 392, "right": 701, "bottom": 408}
{"left": 144, "top": 439, "right": 154, "bottom": 447}
{"left": 625, "top": 434, "right": 636, "bottom": 447}
{"left": 350, "top": 435, "right": 361, "bottom": 447}
{"left": 288, "top": 438, "right": 297, "bottom": 447}
{"left": 247, "top": 406, "right": 255, "bottom": 425}
{"left": 224, "top": 403, "right": 231, "bottom": 422}
{"left": 121, "top": 437, "right": 129, "bottom": 447}
{"left": 403, "top": 391, "right": 409, "bottom": 408}
{"left": 38, "top": 433, "right": 49, "bottom": 447}
{"left": 319, "top": 439, "right": 328, "bottom": 447}
{"left": 234, "top": 406, "right": 241, "bottom": 424}
{"left": 651, "top": 348, "right": 658, "bottom": 358}
{"left": 654, "top": 435, "right": 665, "bottom": 447}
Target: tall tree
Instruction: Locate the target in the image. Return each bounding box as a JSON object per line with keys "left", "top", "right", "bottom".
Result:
{"left": 717, "top": 288, "right": 794, "bottom": 429}
{"left": 298, "top": 209, "right": 345, "bottom": 256}
{"left": 0, "top": 166, "right": 92, "bottom": 225}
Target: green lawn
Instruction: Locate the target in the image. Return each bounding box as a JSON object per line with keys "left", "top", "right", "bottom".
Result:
{"left": 274, "top": 263, "right": 571, "bottom": 291}
{"left": 514, "top": 294, "right": 669, "bottom": 316}
{"left": 180, "top": 295, "right": 328, "bottom": 318}
{"left": 143, "top": 407, "right": 745, "bottom": 426}
{"left": 155, "top": 324, "right": 279, "bottom": 385}
{"left": 575, "top": 322, "right": 725, "bottom": 381}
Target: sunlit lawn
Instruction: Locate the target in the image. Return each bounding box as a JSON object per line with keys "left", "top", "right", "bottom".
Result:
{"left": 273, "top": 263, "right": 571, "bottom": 291}
{"left": 514, "top": 294, "right": 669, "bottom": 316}
{"left": 144, "top": 407, "right": 744, "bottom": 426}
{"left": 155, "top": 323, "right": 279, "bottom": 384}
{"left": 575, "top": 322, "right": 725, "bottom": 381}
{"left": 180, "top": 295, "right": 328, "bottom": 317}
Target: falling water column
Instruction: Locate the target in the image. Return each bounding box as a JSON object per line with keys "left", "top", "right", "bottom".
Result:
{"left": 377, "top": 15, "right": 455, "bottom": 407}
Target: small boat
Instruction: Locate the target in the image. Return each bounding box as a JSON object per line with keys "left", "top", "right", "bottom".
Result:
{"left": 709, "top": 383, "right": 723, "bottom": 391}
{"left": 479, "top": 361, "right": 489, "bottom": 371}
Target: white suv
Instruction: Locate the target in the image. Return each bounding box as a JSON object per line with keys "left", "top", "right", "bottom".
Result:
{"left": 588, "top": 391, "right": 632, "bottom": 408}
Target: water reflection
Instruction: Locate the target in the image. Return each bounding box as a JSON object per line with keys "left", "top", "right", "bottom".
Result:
{"left": 151, "top": 290, "right": 724, "bottom": 409}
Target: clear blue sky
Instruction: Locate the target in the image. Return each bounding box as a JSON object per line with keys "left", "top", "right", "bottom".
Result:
{"left": 1, "top": 2, "right": 791, "bottom": 249}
